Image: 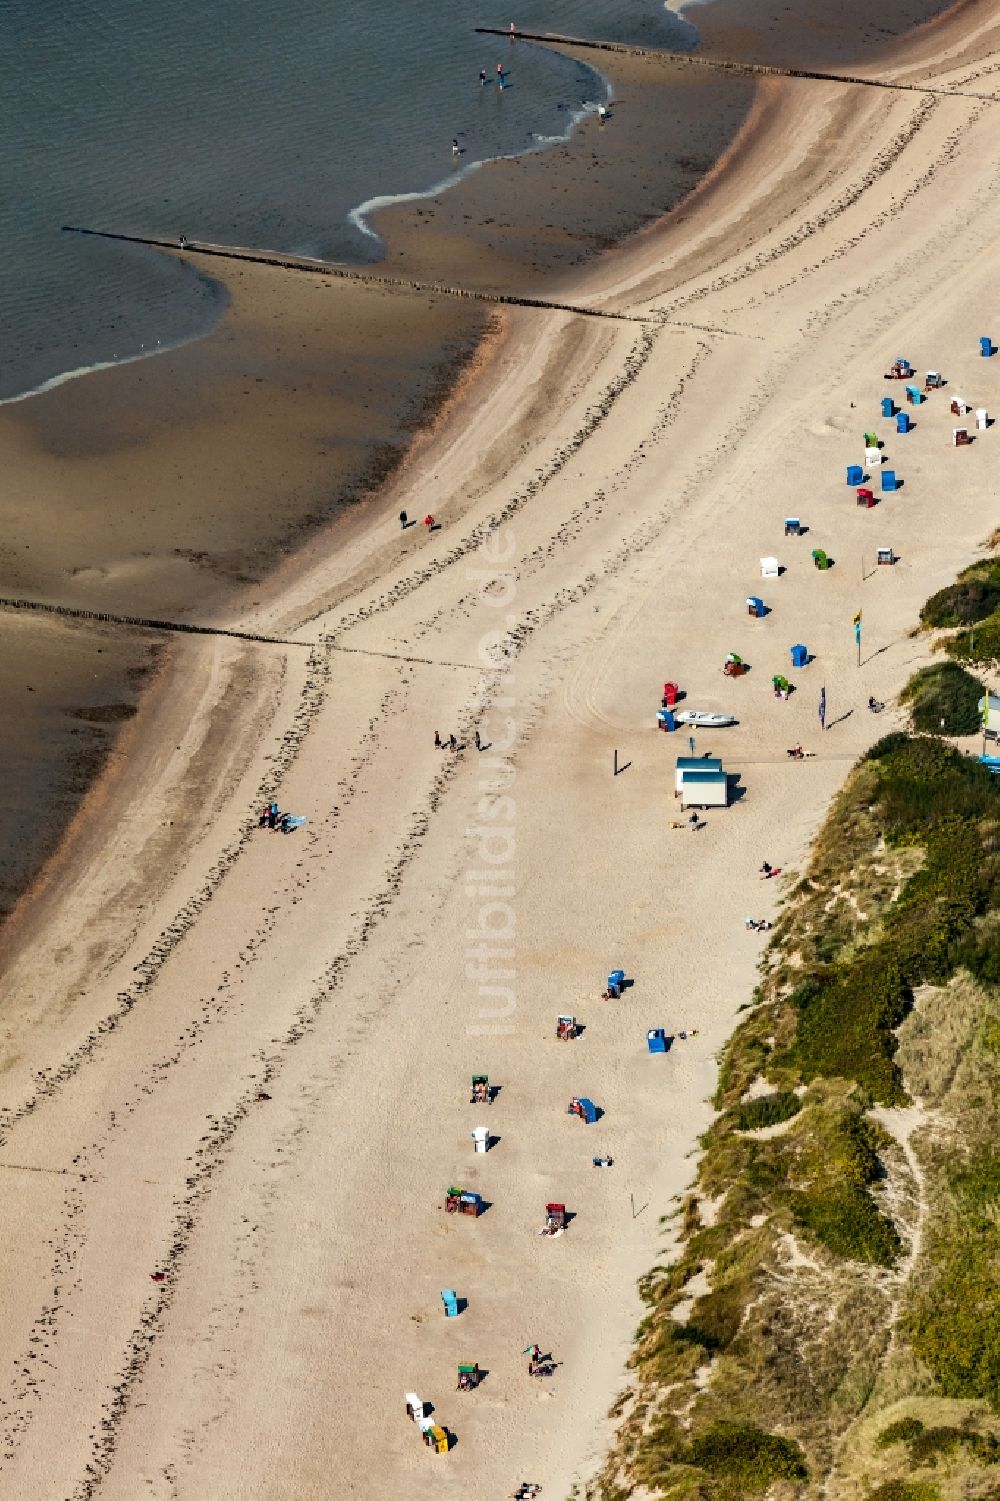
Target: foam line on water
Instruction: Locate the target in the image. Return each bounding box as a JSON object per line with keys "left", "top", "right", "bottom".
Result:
{"left": 348, "top": 74, "right": 612, "bottom": 246}
{"left": 0, "top": 336, "right": 197, "bottom": 407}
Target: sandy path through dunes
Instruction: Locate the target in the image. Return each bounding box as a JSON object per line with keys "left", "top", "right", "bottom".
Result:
{"left": 3, "top": 8, "right": 1000, "bottom": 1497}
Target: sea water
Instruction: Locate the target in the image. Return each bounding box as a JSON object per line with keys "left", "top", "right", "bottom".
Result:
{"left": 0, "top": 0, "right": 692, "bottom": 403}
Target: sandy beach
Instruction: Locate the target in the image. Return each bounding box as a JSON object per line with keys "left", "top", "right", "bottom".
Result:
{"left": 3, "top": 2, "right": 1000, "bottom": 1496}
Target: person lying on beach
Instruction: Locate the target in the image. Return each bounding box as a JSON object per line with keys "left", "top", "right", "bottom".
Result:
{"left": 592, "top": 1155, "right": 614, "bottom": 1167}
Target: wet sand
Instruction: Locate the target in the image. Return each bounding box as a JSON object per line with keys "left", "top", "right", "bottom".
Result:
{"left": 691, "top": 0, "right": 961, "bottom": 69}
{"left": 0, "top": 39, "right": 758, "bottom": 930}
{"left": 0, "top": 272, "right": 491, "bottom": 919}
{"left": 0, "top": 273, "right": 490, "bottom": 620}
{"left": 0, "top": 614, "right": 160, "bottom": 923}
{"left": 377, "top": 48, "right": 755, "bottom": 288}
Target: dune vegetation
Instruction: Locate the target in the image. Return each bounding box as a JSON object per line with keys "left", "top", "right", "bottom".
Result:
{"left": 590, "top": 734, "right": 1000, "bottom": 1501}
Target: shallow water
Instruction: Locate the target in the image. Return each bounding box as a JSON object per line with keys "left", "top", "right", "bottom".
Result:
{"left": 0, "top": 0, "right": 689, "bottom": 402}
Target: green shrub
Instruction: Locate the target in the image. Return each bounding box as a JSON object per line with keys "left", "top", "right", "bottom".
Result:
{"left": 909, "top": 1153, "right": 1000, "bottom": 1404}
{"left": 900, "top": 662, "right": 986, "bottom": 735}
{"left": 946, "top": 615, "right": 1000, "bottom": 666}
{"left": 790, "top": 1180, "right": 900, "bottom": 1266}
{"left": 908, "top": 1425, "right": 1000, "bottom": 1466}
{"left": 788, "top": 962, "right": 909, "bottom": 1102}
{"left": 955, "top": 936, "right": 1000, "bottom": 988}
{"left": 907, "top": 1250, "right": 1000, "bottom": 1404}
{"left": 922, "top": 566, "right": 1000, "bottom": 628}
{"left": 867, "top": 1483, "right": 939, "bottom": 1501}
{"left": 685, "top": 1421, "right": 807, "bottom": 1489}
{"left": 731, "top": 1092, "right": 802, "bottom": 1131}
{"left": 685, "top": 1279, "right": 751, "bottom": 1351}
{"left": 876, "top": 1416, "right": 925, "bottom": 1448}
{"left": 863, "top": 730, "right": 911, "bottom": 763}
{"left": 952, "top": 1152, "right": 1000, "bottom": 1219}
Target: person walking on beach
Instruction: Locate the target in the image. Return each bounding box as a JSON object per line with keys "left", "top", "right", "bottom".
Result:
{"left": 449, "top": 734, "right": 458, "bottom": 751}
{"left": 399, "top": 509, "right": 407, "bottom": 529}
{"left": 474, "top": 729, "right": 482, "bottom": 751}
{"left": 434, "top": 730, "right": 442, "bottom": 749}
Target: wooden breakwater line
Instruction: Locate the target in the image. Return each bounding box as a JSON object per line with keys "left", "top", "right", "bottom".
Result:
{"left": 0, "top": 595, "right": 312, "bottom": 648}
{"left": 60, "top": 226, "right": 651, "bottom": 325}
{"left": 0, "top": 597, "right": 487, "bottom": 670}
{"left": 478, "top": 28, "right": 1000, "bottom": 103}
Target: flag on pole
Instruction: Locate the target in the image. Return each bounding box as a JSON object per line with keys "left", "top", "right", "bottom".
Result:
{"left": 819, "top": 685, "right": 827, "bottom": 731}
{"left": 853, "top": 609, "right": 862, "bottom": 645}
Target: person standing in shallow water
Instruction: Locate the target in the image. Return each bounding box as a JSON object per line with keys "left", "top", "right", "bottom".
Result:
{"left": 480, "top": 68, "right": 487, "bottom": 86}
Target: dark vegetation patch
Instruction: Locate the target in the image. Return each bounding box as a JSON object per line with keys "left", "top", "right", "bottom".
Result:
{"left": 921, "top": 559, "right": 1000, "bottom": 629}
{"left": 685, "top": 1421, "right": 808, "bottom": 1487}
{"left": 730, "top": 1091, "right": 801, "bottom": 1131}
{"left": 920, "top": 555, "right": 1000, "bottom": 665}
{"left": 866, "top": 1482, "right": 939, "bottom": 1501}
{"left": 71, "top": 702, "right": 138, "bottom": 724}
{"left": 904, "top": 1154, "right": 1000, "bottom": 1405}
{"left": 900, "top": 661, "right": 985, "bottom": 735}
{"left": 877, "top": 1415, "right": 1000, "bottom": 1465}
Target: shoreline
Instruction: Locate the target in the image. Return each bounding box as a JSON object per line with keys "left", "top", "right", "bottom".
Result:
{"left": 0, "top": 0, "right": 964, "bottom": 414}
{"left": 2, "top": 0, "right": 1000, "bottom": 1494}
{"left": 0, "top": 33, "right": 758, "bottom": 932}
